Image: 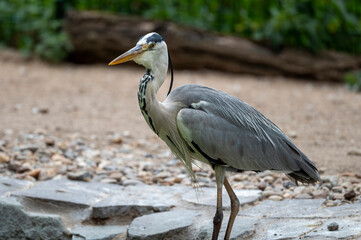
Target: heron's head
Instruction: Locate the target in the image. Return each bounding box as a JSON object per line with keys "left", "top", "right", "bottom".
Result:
{"left": 109, "top": 32, "right": 168, "bottom": 70}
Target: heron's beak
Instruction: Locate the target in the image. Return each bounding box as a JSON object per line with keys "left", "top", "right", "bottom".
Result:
{"left": 108, "top": 45, "right": 147, "bottom": 65}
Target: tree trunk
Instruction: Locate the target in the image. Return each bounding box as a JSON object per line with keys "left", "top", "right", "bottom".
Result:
{"left": 64, "top": 10, "right": 361, "bottom": 81}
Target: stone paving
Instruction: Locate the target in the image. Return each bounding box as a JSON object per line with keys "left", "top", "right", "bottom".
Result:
{"left": 0, "top": 176, "right": 360, "bottom": 240}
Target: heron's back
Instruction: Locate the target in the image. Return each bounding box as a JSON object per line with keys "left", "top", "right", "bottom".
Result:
{"left": 167, "top": 84, "right": 321, "bottom": 184}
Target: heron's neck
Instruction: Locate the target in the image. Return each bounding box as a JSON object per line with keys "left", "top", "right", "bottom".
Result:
{"left": 137, "top": 64, "right": 167, "bottom": 134}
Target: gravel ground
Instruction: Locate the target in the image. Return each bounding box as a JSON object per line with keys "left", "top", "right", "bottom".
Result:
{"left": 0, "top": 49, "right": 360, "bottom": 206}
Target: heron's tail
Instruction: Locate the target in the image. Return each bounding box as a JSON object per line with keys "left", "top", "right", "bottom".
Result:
{"left": 286, "top": 152, "right": 321, "bottom": 185}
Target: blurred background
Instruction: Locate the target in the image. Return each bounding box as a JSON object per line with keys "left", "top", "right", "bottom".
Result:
{"left": 0, "top": 0, "right": 360, "bottom": 200}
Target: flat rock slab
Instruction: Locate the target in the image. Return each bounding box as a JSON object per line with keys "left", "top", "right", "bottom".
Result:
{"left": 0, "top": 176, "right": 33, "bottom": 196}
{"left": 127, "top": 210, "right": 196, "bottom": 240}
{"left": 266, "top": 219, "right": 321, "bottom": 240}
{"left": 197, "top": 217, "right": 258, "bottom": 240}
{"left": 92, "top": 185, "right": 182, "bottom": 218}
{"left": 182, "top": 187, "right": 261, "bottom": 208}
{"left": 306, "top": 219, "right": 361, "bottom": 239}
{"left": 71, "top": 225, "right": 127, "bottom": 240}
{"left": 13, "top": 179, "right": 123, "bottom": 208}
{"left": 0, "top": 197, "right": 68, "bottom": 240}
{"left": 242, "top": 199, "right": 325, "bottom": 218}
{"left": 309, "top": 202, "right": 361, "bottom": 218}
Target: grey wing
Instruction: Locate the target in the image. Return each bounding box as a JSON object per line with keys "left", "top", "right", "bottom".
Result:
{"left": 171, "top": 84, "right": 320, "bottom": 183}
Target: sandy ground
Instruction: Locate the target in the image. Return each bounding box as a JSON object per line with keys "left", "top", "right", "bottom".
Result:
{"left": 0, "top": 49, "right": 360, "bottom": 175}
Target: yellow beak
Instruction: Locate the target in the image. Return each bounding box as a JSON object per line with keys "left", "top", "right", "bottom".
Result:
{"left": 108, "top": 45, "right": 146, "bottom": 65}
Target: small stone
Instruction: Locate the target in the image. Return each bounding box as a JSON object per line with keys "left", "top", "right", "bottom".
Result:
{"left": 327, "top": 222, "right": 339, "bottom": 231}
{"left": 100, "top": 178, "right": 117, "bottom": 184}
{"left": 321, "top": 182, "right": 333, "bottom": 190}
{"left": 295, "top": 193, "right": 312, "bottom": 199}
{"left": 18, "top": 145, "right": 39, "bottom": 153}
{"left": 0, "top": 152, "right": 10, "bottom": 163}
{"left": 156, "top": 171, "right": 171, "bottom": 179}
{"left": 8, "top": 162, "right": 30, "bottom": 173}
{"left": 288, "top": 131, "right": 297, "bottom": 138}
{"left": 268, "top": 195, "right": 283, "bottom": 201}
{"left": 63, "top": 149, "right": 76, "bottom": 160}
{"left": 332, "top": 186, "right": 343, "bottom": 193}
{"left": 38, "top": 169, "right": 57, "bottom": 181}
{"left": 67, "top": 171, "right": 92, "bottom": 182}
{"left": 312, "top": 189, "right": 329, "bottom": 199}
{"left": 324, "top": 200, "right": 337, "bottom": 207}
{"left": 111, "top": 134, "right": 123, "bottom": 144}
{"left": 109, "top": 172, "right": 123, "bottom": 180}
{"left": 28, "top": 169, "right": 41, "bottom": 179}
{"left": 263, "top": 190, "right": 282, "bottom": 198}
{"left": 331, "top": 193, "right": 344, "bottom": 200}
{"left": 347, "top": 149, "right": 361, "bottom": 156}
{"left": 51, "top": 154, "right": 72, "bottom": 164}
{"left": 283, "top": 181, "right": 296, "bottom": 189}
{"left": 32, "top": 107, "right": 49, "bottom": 114}
{"left": 256, "top": 182, "right": 267, "bottom": 191}
{"left": 341, "top": 172, "right": 355, "bottom": 177}
{"left": 144, "top": 153, "right": 153, "bottom": 158}
{"left": 44, "top": 138, "right": 55, "bottom": 147}
{"left": 294, "top": 186, "right": 306, "bottom": 195}
{"left": 263, "top": 176, "right": 274, "bottom": 183}
{"left": 283, "top": 192, "right": 292, "bottom": 198}
{"left": 344, "top": 190, "right": 356, "bottom": 200}
{"left": 122, "top": 179, "right": 143, "bottom": 186}
{"left": 0, "top": 140, "right": 7, "bottom": 147}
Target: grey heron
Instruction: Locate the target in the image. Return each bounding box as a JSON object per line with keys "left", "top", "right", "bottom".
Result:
{"left": 109, "top": 32, "right": 321, "bottom": 240}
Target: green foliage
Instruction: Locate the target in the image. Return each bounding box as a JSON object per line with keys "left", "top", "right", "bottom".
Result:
{"left": 0, "top": 0, "right": 72, "bottom": 61}
{"left": 1, "top": 0, "right": 360, "bottom": 60}
{"left": 74, "top": 0, "right": 361, "bottom": 54}
{"left": 344, "top": 70, "right": 361, "bottom": 92}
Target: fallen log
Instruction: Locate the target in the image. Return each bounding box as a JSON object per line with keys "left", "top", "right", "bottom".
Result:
{"left": 64, "top": 10, "right": 361, "bottom": 81}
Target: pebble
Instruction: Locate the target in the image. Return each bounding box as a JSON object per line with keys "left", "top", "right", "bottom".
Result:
{"left": 100, "top": 178, "right": 117, "bottom": 184}
{"left": 268, "top": 195, "right": 283, "bottom": 201}
{"left": 256, "top": 182, "right": 267, "bottom": 191}
{"left": 347, "top": 149, "right": 361, "bottom": 156}
{"left": 262, "top": 190, "right": 282, "bottom": 198}
{"left": 109, "top": 172, "right": 123, "bottom": 180}
{"left": 0, "top": 152, "right": 10, "bottom": 163}
{"left": 295, "top": 193, "right": 312, "bottom": 199}
{"left": 111, "top": 134, "right": 123, "bottom": 144}
{"left": 67, "top": 171, "right": 92, "bottom": 182}
{"left": 344, "top": 190, "right": 356, "bottom": 200}
{"left": 331, "top": 193, "right": 344, "bottom": 200}
{"left": 311, "top": 189, "right": 329, "bottom": 199}
{"left": 263, "top": 176, "right": 274, "bottom": 183}
{"left": 294, "top": 186, "right": 306, "bottom": 195}
{"left": 45, "top": 138, "right": 55, "bottom": 147}
{"left": 28, "top": 169, "right": 41, "bottom": 179}
{"left": 282, "top": 181, "right": 296, "bottom": 189}
{"left": 18, "top": 145, "right": 39, "bottom": 153}
{"left": 122, "top": 179, "right": 143, "bottom": 186}
{"left": 32, "top": 107, "right": 49, "bottom": 114}
{"left": 327, "top": 222, "right": 339, "bottom": 231}
{"left": 283, "top": 192, "right": 292, "bottom": 198}
{"left": 332, "top": 186, "right": 343, "bottom": 193}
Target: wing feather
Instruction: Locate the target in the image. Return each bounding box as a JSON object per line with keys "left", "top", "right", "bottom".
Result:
{"left": 171, "top": 84, "right": 320, "bottom": 183}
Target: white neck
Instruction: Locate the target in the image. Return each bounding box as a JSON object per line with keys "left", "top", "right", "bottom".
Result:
{"left": 137, "top": 45, "right": 169, "bottom": 135}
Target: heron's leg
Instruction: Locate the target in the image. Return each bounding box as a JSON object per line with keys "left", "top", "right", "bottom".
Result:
{"left": 212, "top": 166, "right": 225, "bottom": 240}
{"left": 223, "top": 177, "right": 240, "bottom": 240}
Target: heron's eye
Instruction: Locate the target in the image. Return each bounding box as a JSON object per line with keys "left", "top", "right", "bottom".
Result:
{"left": 149, "top": 43, "right": 156, "bottom": 49}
